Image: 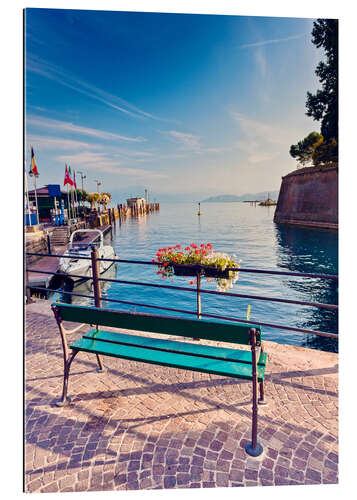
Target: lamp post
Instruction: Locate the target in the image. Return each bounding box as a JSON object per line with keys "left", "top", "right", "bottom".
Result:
{"left": 94, "top": 180, "right": 102, "bottom": 212}
{"left": 78, "top": 171, "right": 86, "bottom": 209}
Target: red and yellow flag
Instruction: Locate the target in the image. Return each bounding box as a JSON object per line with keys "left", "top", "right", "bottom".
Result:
{"left": 30, "top": 146, "right": 39, "bottom": 176}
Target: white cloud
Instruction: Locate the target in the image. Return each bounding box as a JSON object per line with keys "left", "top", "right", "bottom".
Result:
{"left": 231, "top": 111, "right": 303, "bottom": 169}
{"left": 26, "top": 135, "right": 99, "bottom": 151}
{"left": 27, "top": 55, "right": 169, "bottom": 122}
{"left": 167, "top": 130, "right": 201, "bottom": 151}
{"left": 231, "top": 112, "right": 293, "bottom": 146}
{"left": 56, "top": 152, "right": 167, "bottom": 179}
{"left": 254, "top": 49, "right": 267, "bottom": 79}
{"left": 238, "top": 33, "right": 307, "bottom": 49}
{"left": 27, "top": 115, "right": 146, "bottom": 143}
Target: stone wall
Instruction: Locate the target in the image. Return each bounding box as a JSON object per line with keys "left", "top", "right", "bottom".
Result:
{"left": 274, "top": 166, "right": 338, "bottom": 229}
{"left": 25, "top": 231, "right": 48, "bottom": 265}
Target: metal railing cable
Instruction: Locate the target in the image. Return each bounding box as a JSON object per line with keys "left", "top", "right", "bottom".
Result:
{"left": 26, "top": 250, "right": 338, "bottom": 340}
{"left": 26, "top": 267, "right": 337, "bottom": 311}
{"left": 26, "top": 285, "right": 337, "bottom": 339}
{"left": 25, "top": 252, "right": 338, "bottom": 280}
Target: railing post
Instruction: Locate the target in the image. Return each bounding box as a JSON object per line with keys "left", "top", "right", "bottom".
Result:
{"left": 196, "top": 267, "right": 201, "bottom": 320}
{"left": 91, "top": 246, "right": 102, "bottom": 308}
{"left": 245, "top": 328, "right": 263, "bottom": 457}
{"left": 90, "top": 246, "right": 105, "bottom": 371}
{"left": 191, "top": 266, "right": 202, "bottom": 341}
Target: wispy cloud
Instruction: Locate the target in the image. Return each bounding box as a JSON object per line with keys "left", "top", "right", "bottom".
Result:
{"left": 164, "top": 130, "right": 232, "bottom": 156}
{"left": 254, "top": 49, "right": 267, "bottom": 79}
{"left": 27, "top": 115, "right": 146, "bottom": 143}
{"left": 27, "top": 55, "right": 170, "bottom": 122}
{"left": 238, "top": 33, "right": 307, "bottom": 49}
{"left": 56, "top": 152, "right": 167, "bottom": 179}
{"left": 231, "top": 111, "right": 299, "bottom": 165}
{"left": 167, "top": 130, "right": 201, "bottom": 151}
{"left": 26, "top": 135, "right": 100, "bottom": 151}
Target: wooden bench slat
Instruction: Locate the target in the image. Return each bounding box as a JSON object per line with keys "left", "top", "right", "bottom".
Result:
{"left": 69, "top": 336, "right": 267, "bottom": 381}
{"left": 54, "top": 303, "right": 262, "bottom": 345}
{"left": 83, "top": 329, "right": 267, "bottom": 367}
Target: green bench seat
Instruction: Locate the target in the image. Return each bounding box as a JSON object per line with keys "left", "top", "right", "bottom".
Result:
{"left": 71, "top": 329, "right": 268, "bottom": 381}
{"left": 52, "top": 303, "right": 268, "bottom": 457}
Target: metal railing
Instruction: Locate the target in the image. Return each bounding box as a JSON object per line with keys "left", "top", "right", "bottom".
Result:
{"left": 25, "top": 249, "right": 338, "bottom": 340}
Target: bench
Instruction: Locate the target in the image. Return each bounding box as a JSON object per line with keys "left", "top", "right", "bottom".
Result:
{"left": 51, "top": 303, "right": 268, "bottom": 457}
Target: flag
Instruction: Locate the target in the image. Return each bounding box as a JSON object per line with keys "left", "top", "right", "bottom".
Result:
{"left": 68, "top": 165, "right": 74, "bottom": 186}
{"left": 30, "top": 146, "right": 39, "bottom": 176}
{"left": 64, "top": 164, "right": 72, "bottom": 186}
{"left": 73, "top": 170, "right": 77, "bottom": 190}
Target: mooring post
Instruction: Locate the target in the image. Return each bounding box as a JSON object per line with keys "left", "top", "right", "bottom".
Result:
{"left": 47, "top": 232, "right": 51, "bottom": 255}
{"left": 25, "top": 267, "right": 33, "bottom": 304}
{"left": 90, "top": 246, "right": 105, "bottom": 371}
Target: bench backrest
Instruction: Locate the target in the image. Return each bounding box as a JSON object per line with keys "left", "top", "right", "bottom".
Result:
{"left": 52, "top": 303, "right": 262, "bottom": 345}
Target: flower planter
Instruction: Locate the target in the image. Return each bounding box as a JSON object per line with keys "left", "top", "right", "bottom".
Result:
{"left": 203, "top": 267, "right": 231, "bottom": 279}
{"left": 173, "top": 265, "right": 198, "bottom": 277}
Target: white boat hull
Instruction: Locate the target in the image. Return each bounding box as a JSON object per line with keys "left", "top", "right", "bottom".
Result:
{"left": 58, "top": 229, "right": 116, "bottom": 282}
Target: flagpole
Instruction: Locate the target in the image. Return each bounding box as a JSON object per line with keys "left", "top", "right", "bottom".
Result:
{"left": 67, "top": 183, "right": 70, "bottom": 223}
{"left": 72, "top": 182, "right": 76, "bottom": 219}
{"left": 74, "top": 172, "right": 79, "bottom": 218}
{"left": 29, "top": 145, "right": 40, "bottom": 225}
{"left": 24, "top": 160, "right": 32, "bottom": 226}
{"left": 33, "top": 170, "right": 39, "bottom": 225}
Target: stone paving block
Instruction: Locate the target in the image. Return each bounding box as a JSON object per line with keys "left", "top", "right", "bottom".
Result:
{"left": 24, "top": 301, "right": 339, "bottom": 493}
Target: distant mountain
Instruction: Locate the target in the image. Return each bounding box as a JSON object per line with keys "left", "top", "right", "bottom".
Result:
{"left": 201, "top": 191, "right": 279, "bottom": 203}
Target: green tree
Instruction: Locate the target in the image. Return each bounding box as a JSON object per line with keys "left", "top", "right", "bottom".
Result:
{"left": 312, "top": 138, "right": 338, "bottom": 167}
{"left": 99, "top": 192, "right": 111, "bottom": 210}
{"left": 87, "top": 192, "right": 100, "bottom": 210}
{"left": 289, "top": 132, "right": 323, "bottom": 167}
{"left": 306, "top": 19, "right": 338, "bottom": 142}
{"left": 76, "top": 189, "right": 88, "bottom": 203}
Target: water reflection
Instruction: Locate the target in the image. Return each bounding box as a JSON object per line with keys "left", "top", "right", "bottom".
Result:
{"left": 274, "top": 223, "right": 338, "bottom": 352}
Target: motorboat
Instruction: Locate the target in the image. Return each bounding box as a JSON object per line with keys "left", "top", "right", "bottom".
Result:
{"left": 58, "top": 261, "right": 118, "bottom": 305}
{"left": 58, "top": 229, "right": 116, "bottom": 282}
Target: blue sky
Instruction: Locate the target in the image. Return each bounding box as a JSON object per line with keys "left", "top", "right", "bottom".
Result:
{"left": 25, "top": 8, "right": 323, "bottom": 202}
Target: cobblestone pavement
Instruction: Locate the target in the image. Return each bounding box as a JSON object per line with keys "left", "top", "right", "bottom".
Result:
{"left": 25, "top": 300, "right": 338, "bottom": 493}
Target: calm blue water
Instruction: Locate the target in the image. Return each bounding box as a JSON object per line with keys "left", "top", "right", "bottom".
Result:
{"left": 60, "top": 202, "right": 338, "bottom": 352}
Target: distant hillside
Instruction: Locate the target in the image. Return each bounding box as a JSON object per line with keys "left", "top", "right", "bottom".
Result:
{"left": 201, "top": 191, "right": 279, "bottom": 203}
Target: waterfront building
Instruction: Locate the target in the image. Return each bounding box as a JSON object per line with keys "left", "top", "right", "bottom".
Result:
{"left": 28, "top": 184, "right": 69, "bottom": 223}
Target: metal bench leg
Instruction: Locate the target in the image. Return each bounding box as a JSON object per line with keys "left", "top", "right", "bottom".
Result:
{"left": 245, "top": 328, "right": 263, "bottom": 457}
{"left": 56, "top": 350, "right": 79, "bottom": 407}
{"left": 96, "top": 354, "right": 106, "bottom": 372}
{"left": 258, "top": 380, "right": 268, "bottom": 405}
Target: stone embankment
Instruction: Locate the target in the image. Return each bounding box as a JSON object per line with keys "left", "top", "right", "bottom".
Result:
{"left": 25, "top": 300, "right": 338, "bottom": 493}
{"left": 274, "top": 166, "right": 338, "bottom": 229}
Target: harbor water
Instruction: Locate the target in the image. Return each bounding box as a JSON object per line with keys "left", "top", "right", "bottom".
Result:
{"left": 57, "top": 202, "right": 338, "bottom": 353}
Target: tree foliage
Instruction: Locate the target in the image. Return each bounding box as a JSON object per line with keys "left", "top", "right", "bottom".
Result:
{"left": 76, "top": 189, "right": 88, "bottom": 202}
{"left": 290, "top": 19, "right": 338, "bottom": 168}
{"left": 99, "top": 192, "right": 111, "bottom": 209}
{"left": 306, "top": 19, "right": 338, "bottom": 141}
{"left": 289, "top": 132, "right": 323, "bottom": 166}
{"left": 87, "top": 192, "right": 101, "bottom": 210}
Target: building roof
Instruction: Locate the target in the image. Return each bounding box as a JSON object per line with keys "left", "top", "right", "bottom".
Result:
{"left": 28, "top": 185, "right": 65, "bottom": 197}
